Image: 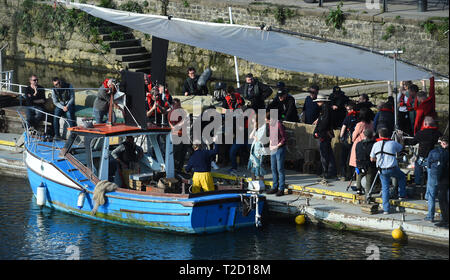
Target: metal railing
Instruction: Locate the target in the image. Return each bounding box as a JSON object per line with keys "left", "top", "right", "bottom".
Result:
{"left": 0, "top": 70, "right": 13, "bottom": 91}
{"left": 17, "top": 107, "right": 72, "bottom": 153}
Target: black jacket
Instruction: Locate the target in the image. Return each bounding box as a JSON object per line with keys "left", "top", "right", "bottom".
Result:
{"left": 314, "top": 103, "right": 334, "bottom": 140}
{"left": 24, "top": 85, "right": 46, "bottom": 108}
{"left": 183, "top": 76, "right": 208, "bottom": 96}
{"left": 405, "top": 128, "right": 442, "bottom": 158}
{"left": 237, "top": 78, "right": 272, "bottom": 110}
{"left": 329, "top": 92, "right": 349, "bottom": 128}
{"left": 268, "top": 94, "right": 299, "bottom": 122}
{"left": 356, "top": 139, "right": 376, "bottom": 169}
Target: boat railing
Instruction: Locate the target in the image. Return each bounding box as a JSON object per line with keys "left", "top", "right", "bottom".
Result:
{"left": 17, "top": 108, "right": 71, "bottom": 157}
{"left": 0, "top": 81, "right": 100, "bottom": 106}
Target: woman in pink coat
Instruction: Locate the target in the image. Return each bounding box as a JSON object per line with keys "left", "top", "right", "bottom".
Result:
{"left": 349, "top": 107, "right": 373, "bottom": 168}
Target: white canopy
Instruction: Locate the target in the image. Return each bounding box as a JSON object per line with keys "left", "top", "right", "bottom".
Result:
{"left": 67, "top": 2, "right": 431, "bottom": 81}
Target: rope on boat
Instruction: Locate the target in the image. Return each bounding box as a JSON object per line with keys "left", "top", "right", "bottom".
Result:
{"left": 91, "top": 180, "right": 118, "bottom": 215}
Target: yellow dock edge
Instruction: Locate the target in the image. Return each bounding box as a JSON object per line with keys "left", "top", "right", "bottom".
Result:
{"left": 211, "top": 172, "right": 437, "bottom": 213}
{"left": 0, "top": 140, "right": 16, "bottom": 147}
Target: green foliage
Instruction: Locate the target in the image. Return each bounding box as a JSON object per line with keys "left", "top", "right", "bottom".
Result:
{"left": 0, "top": 24, "right": 9, "bottom": 39}
{"left": 273, "top": 6, "right": 295, "bottom": 25}
{"left": 118, "top": 1, "right": 144, "bottom": 13}
{"left": 110, "top": 30, "right": 124, "bottom": 41}
{"left": 99, "top": 0, "right": 116, "bottom": 9}
{"left": 14, "top": 0, "right": 112, "bottom": 52}
{"left": 382, "top": 24, "right": 395, "bottom": 41}
{"left": 325, "top": 1, "right": 346, "bottom": 31}
{"left": 183, "top": 0, "right": 189, "bottom": 8}
{"left": 420, "top": 18, "right": 449, "bottom": 41}
{"left": 212, "top": 18, "right": 224, "bottom": 24}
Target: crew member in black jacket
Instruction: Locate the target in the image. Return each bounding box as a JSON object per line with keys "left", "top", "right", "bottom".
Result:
{"left": 329, "top": 86, "right": 350, "bottom": 129}
{"left": 237, "top": 73, "right": 272, "bottom": 111}
{"left": 355, "top": 128, "right": 377, "bottom": 195}
{"left": 183, "top": 67, "right": 208, "bottom": 96}
{"left": 313, "top": 94, "right": 337, "bottom": 179}
{"left": 268, "top": 87, "right": 299, "bottom": 123}
{"left": 404, "top": 116, "right": 442, "bottom": 187}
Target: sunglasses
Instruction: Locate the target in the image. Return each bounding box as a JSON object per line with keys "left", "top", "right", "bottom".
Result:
{"left": 31, "top": 79, "right": 38, "bottom": 82}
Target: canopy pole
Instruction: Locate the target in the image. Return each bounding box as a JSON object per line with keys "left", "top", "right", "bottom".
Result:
{"left": 229, "top": 7, "right": 240, "bottom": 88}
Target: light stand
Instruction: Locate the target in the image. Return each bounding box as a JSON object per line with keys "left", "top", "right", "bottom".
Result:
{"left": 365, "top": 49, "right": 404, "bottom": 203}
{"left": 379, "top": 49, "right": 403, "bottom": 142}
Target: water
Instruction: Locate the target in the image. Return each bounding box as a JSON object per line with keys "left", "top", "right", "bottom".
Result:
{"left": 0, "top": 176, "right": 448, "bottom": 260}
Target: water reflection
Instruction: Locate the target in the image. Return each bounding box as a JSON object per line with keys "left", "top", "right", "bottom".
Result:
{"left": 0, "top": 177, "right": 448, "bottom": 260}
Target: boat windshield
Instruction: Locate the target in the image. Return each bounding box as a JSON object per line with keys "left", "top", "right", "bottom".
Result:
{"left": 64, "top": 131, "right": 172, "bottom": 185}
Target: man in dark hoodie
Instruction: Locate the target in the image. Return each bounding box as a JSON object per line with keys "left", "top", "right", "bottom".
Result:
{"left": 237, "top": 73, "right": 272, "bottom": 111}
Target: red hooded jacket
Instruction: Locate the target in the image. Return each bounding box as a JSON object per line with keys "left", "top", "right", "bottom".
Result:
{"left": 414, "top": 76, "right": 437, "bottom": 135}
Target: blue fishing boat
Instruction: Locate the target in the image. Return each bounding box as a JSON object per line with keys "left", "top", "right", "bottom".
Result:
{"left": 21, "top": 106, "right": 265, "bottom": 234}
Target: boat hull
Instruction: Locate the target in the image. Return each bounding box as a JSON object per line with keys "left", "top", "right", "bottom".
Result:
{"left": 25, "top": 149, "right": 264, "bottom": 234}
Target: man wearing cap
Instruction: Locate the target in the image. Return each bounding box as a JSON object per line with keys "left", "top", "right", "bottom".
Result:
{"left": 302, "top": 85, "right": 320, "bottom": 124}
{"left": 268, "top": 82, "right": 299, "bottom": 123}
{"left": 237, "top": 73, "right": 272, "bottom": 111}
{"left": 313, "top": 93, "right": 337, "bottom": 179}
{"left": 329, "top": 86, "right": 350, "bottom": 129}
{"left": 425, "top": 135, "right": 448, "bottom": 226}
{"left": 93, "top": 78, "right": 117, "bottom": 124}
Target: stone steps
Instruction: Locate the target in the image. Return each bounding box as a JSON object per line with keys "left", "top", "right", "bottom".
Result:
{"left": 100, "top": 24, "right": 152, "bottom": 74}
{"left": 106, "top": 39, "right": 142, "bottom": 49}
{"left": 113, "top": 46, "right": 147, "bottom": 55}
{"left": 117, "top": 52, "right": 152, "bottom": 62}
{"left": 100, "top": 32, "right": 135, "bottom": 42}
{"left": 122, "top": 59, "right": 152, "bottom": 70}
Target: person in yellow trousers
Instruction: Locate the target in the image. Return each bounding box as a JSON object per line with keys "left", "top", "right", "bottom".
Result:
{"left": 185, "top": 141, "right": 219, "bottom": 193}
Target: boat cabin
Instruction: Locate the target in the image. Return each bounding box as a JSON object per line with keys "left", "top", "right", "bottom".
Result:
{"left": 61, "top": 122, "right": 174, "bottom": 189}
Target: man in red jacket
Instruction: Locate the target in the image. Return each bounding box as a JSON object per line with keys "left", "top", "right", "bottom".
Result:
{"left": 414, "top": 77, "right": 437, "bottom": 135}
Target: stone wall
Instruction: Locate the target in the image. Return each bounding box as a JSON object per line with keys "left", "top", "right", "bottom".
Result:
{"left": 0, "top": 0, "right": 121, "bottom": 71}
{"left": 0, "top": 0, "right": 448, "bottom": 89}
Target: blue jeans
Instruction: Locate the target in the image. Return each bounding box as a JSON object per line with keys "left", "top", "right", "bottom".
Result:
{"left": 54, "top": 106, "right": 75, "bottom": 138}
{"left": 425, "top": 168, "right": 439, "bottom": 220}
{"left": 26, "top": 106, "right": 44, "bottom": 128}
{"left": 380, "top": 166, "right": 406, "bottom": 212}
{"left": 319, "top": 139, "right": 337, "bottom": 177}
{"left": 414, "top": 158, "right": 426, "bottom": 185}
{"left": 93, "top": 108, "right": 115, "bottom": 124}
{"left": 270, "top": 146, "right": 286, "bottom": 192}
{"left": 229, "top": 142, "right": 249, "bottom": 170}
